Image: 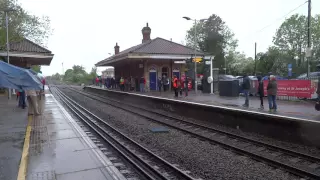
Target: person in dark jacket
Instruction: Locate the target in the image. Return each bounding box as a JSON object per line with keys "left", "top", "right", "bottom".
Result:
{"left": 184, "top": 76, "right": 189, "bottom": 97}
{"left": 257, "top": 76, "right": 264, "bottom": 109}
{"left": 157, "top": 77, "right": 163, "bottom": 92}
{"left": 267, "top": 75, "right": 278, "bottom": 112}
{"left": 242, "top": 74, "right": 251, "bottom": 107}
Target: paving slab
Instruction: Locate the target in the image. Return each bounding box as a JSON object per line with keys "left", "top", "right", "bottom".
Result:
{"left": 27, "top": 93, "right": 126, "bottom": 180}
{"left": 0, "top": 96, "right": 28, "bottom": 180}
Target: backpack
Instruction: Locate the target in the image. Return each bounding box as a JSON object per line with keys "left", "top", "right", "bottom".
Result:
{"left": 315, "top": 101, "right": 320, "bottom": 111}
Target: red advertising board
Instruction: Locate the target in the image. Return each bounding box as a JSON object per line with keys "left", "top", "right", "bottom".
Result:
{"left": 263, "top": 80, "right": 316, "bottom": 98}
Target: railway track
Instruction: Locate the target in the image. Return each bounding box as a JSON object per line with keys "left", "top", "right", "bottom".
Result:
{"left": 50, "top": 86, "right": 197, "bottom": 180}
{"left": 65, "top": 86, "right": 320, "bottom": 179}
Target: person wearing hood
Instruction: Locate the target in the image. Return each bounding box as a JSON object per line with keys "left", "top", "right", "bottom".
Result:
{"left": 267, "top": 75, "right": 278, "bottom": 112}
{"left": 242, "top": 73, "right": 251, "bottom": 107}
{"left": 257, "top": 76, "right": 264, "bottom": 110}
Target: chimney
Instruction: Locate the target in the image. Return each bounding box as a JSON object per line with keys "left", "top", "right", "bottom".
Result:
{"left": 114, "top": 43, "right": 119, "bottom": 55}
{"left": 142, "top": 23, "right": 151, "bottom": 43}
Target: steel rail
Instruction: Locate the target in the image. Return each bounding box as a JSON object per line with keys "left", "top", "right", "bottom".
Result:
{"left": 52, "top": 86, "right": 196, "bottom": 180}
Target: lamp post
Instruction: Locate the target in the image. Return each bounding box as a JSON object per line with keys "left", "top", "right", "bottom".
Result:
{"left": 306, "top": 0, "right": 311, "bottom": 77}
{"left": 1, "top": 8, "right": 15, "bottom": 99}
{"left": 183, "top": 16, "right": 207, "bottom": 94}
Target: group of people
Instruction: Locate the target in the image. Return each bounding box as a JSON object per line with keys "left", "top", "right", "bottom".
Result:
{"left": 242, "top": 74, "right": 278, "bottom": 112}
{"left": 119, "top": 76, "right": 146, "bottom": 92}
{"left": 95, "top": 76, "right": 147, "bottom": 92}
{"left": 172, "top": 75, "right": 190, "bottom": 98}
{"left": 157, "top": 75, "right": 171, "bottom": 92}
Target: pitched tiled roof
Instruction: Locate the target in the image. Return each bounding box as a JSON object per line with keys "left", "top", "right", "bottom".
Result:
{"left": 1, "top": 38, "right": 52, "bottom": 53}
{"left": 133, "top": 38, "right": 203, "bottom": 55}
{"left": 96, "top": 37, "right": 203, "bottom": 66}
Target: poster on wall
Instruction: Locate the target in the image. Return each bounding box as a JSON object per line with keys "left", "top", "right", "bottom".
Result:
{"left": 263, "top": 80, "right": 316, "bottom": 98}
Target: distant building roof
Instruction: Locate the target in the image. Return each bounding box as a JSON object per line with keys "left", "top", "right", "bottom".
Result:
{"left": 96, "top": 37, "right": 204, "bottom": 66}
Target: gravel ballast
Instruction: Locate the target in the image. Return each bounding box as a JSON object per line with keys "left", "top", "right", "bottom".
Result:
{"left": 59, "top": 87, "right": 299, "bottom": 180}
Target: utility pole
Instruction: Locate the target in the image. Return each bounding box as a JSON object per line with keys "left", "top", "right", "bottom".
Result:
{"left": 254, "top": 42, "right": 257, "bottom": 76}
{"left": 3, "top": 9, "right": 16, "bottom": 99}
{"left": 307, "top": 0, "right": 311, "bottom": 77}
{"left": 194, "top": 19, "right": 198, "bottom": 94}
{"left": 62, "top": 62, "right": 64, "bottom": 75}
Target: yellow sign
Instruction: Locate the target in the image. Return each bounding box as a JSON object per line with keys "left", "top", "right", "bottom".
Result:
{"left": 193, "top": 58, "right": 202, "bottom": 63}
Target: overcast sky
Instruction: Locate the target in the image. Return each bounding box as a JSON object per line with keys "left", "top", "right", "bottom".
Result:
{"left": 19, "top": 0, "right": 320, "bottom": 76}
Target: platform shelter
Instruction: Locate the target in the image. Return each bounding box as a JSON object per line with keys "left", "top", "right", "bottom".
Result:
{"left": 95, "top": 23, "right": 204, "bottom": 91}
{"left": 0, "top": 38, "right": 54, "bottom": 68}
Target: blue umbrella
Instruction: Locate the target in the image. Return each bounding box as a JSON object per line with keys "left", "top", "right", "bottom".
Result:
{"left": 0, "top": 71, "right": 20, "bottom": 90}
{"left": 0, "top": 61, "right": 42, "bottom": 90}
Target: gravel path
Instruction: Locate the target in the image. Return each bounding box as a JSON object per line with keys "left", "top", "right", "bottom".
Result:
{"left": 59, "top": 87, "right": 299, "bottom": 180}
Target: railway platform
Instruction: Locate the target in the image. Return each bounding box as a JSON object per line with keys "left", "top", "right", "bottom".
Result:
{"left": 0, "top": 94, "right": 28, "bottom": 180}
{"left": 25, "top": 92, "right": 126, "bottom": 180}
{"left": 89, "top": 86, "right": 319, "bottom": 121}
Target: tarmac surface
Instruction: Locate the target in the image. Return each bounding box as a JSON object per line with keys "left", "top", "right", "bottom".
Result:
{"left": 0, "top": 95, "right": 28, "bottom": 180}
{"left": 90, "top": 86, "right": 320, "bottom": 121}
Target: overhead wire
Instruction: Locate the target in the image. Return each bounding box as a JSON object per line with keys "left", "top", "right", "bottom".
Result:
{"left": 254, "top": 0, "right": 308, "bottom": 34}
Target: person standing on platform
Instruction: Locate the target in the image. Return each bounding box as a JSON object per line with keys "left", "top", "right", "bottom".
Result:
{"left": 172, "top": 75, "right": 178, "bottom": 97}
{"left": 18, "top": 88, "right": 26, "bottom": 109}
{"left": 257, "top": 76, "right": 264, "bottom": 110}
{"left": 140, "top": 76, "right": 145, "bottom": 92}
{"left": 178, "top": 78, "right": 183, "bottom": 96}
{"left": 157, "top": 77, "right": 163, "bottom": 92}
{"left": 267, "top": 75, "right": 278, "bottom": 112}
{"left": 119, "top": 77, "right": 125, "bottom": 91}
{"left": 16, "top": 90, "right": 20, "bottom": 101}
{"left": 130, "top": 77, "right": 135, "bottom": 91}
{"left": 95, "top": 77, "right": 99, "bottom": 86}
{"left": 26, "top": 89, "right": 40, "bottom": 115}
{"left": 242, "top": 74, "right": 251, "bottom": 107}
{"left": 184, "top": 76, "right": 189, "bottom": 97}
{"left": 41, "top": 78, "right": 46, "bottom": 92}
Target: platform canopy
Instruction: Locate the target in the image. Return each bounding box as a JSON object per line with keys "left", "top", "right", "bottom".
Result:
{"left": 95, "top": 37, "right": 205, "bottom": 67}
{"left": 0, "top": 38, "right": 54, "bottom": 67}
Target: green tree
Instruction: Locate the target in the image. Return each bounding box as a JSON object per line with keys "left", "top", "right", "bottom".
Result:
{"left": 0, "top": 0, "right": 52, "bottom": 47}
{"left": 185, "top": 14, "right": 238, "bottom": 72}
{"left": 62, "top": 65, "right": 93, "bottom": 84}
{"left": 273, "top": 13, "right": 320, "bottom": 73}
{"left": 225, "top": 51, "right": 254, "bottom": 75}
{"left": 256, "top": 46, "right": 291, "bottom": 77}
{"left": 31, "top": 65, "right": 41, "bottom": 73}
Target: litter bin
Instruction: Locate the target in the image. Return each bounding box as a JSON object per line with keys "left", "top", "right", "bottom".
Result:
{"left": 219, "top": 79, "right": 239, "bottom": 97}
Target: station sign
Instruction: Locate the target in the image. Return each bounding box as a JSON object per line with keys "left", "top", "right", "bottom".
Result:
{"left": 192, "top": 58, "right": 202, "bottom": 63}
{"left": 174, "top": 60, "right": 186, "bottom": 64}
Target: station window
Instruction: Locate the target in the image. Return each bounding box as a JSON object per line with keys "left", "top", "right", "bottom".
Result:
{"left": 162, "top": 67, "right": 168, "bottom": 77}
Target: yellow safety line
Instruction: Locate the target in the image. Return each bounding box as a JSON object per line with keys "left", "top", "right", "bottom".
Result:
{"left": 17, "top": 115, "right": 32, "bottom": 180}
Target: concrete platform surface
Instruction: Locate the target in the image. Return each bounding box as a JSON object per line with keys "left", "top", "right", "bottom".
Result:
{"left": 26, "top": 93, "right": 126, "bottom": 180}
{"left": 89, "top": 86, "right": 320, "bottom": 121}
{"left": 0, "top": 96, "right": 28, "bottom": 180}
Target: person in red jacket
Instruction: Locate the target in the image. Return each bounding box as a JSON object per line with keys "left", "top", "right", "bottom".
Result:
{"left": 172, "top": 75, "right": 178, "bottom": 97}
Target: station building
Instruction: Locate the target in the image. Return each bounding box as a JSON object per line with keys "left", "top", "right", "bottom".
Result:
{"left": 95, "top": 23, "right": 204, "bottom": 91}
